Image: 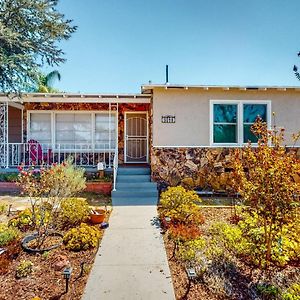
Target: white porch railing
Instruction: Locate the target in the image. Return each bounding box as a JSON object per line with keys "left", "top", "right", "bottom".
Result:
{"left": 113, "top": 147, "right": 118, "bottom": 191}
{"left": 1, "top": 142, "right": 117, "bottom": 168}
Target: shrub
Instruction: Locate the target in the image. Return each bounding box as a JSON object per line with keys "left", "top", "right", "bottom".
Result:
{"left": 15, "top": 260, "right": 33, "bottom": 278}
{"left": 257, "top": 283, "right": 280, "bottom": 299}
{"left": 41, "top": 251, "right": 50, "bottom": 260}
{"left": 63, "top": 223, "right": 101, "bottom": 251}
{"left": 0, "top": 173, "right": 18, "bottom": 182}
{"left": 17, "top": 160, "right": 86, "bottom": 249}
{"left": 282, "top": 284, "right": 300, "bottom": 300}
{"left": 0, "top": 202, "right": 8, "bottom": 215}
{"left": 232, "top": 117, "right": 300, "bottom": 266}
{"left": 160, "top": 186, "right": 204, "bottom": 225}
{"left": 209, "top": 213, "right": 300, "bottom": 268}
{"left": 177, "top": 237, "right": 206, "bottom": 264}
{"left": 18, "top": 159, "right": 86, "bottom": 198}
{"left": 9, "top": 206, "right": 52, "bottom": 231}
{"left": 59, "top": 198, "right": 90, "bottom": 227}
{"left": 0, "top": 223, "right": 20, "bottom": 246}
{"left": 168, "top": 224, "right": 202, "bottom": 243}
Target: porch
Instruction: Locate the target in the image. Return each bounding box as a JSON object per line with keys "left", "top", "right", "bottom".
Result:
{"left": 0, "top": 93, "right": 151, "bottom": 171}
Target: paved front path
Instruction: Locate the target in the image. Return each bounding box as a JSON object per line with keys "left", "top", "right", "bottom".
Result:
{"left": 82, "top": 205, "right": 175, "bottom": 300}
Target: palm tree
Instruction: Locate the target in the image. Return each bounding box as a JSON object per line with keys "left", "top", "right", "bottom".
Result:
{"left": 35, "top": 70, "right": 61, "bottom": 93}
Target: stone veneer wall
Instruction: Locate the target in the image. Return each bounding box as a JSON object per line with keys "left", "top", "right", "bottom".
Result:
{"left": 151, "top": 147, "right": 300, "bottom": 191}
{"left": 151, "top": 147, "right": 236, "bottom": 192}
{"left": 24, "top": 102, "right": 150, "bottom": 164}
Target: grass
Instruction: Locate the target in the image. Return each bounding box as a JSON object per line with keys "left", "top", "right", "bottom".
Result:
{"left": 77, "top": 191, "right": 111, "bottom": 206}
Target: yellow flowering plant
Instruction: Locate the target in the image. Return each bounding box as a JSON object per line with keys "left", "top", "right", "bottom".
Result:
{"left": 63, "top": 223, "right": 101, "bottom": 251}
{"left": 160, "top": 186, "right": 204, "bottom": 225}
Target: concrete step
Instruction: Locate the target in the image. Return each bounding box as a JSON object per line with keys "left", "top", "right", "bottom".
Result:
{"left": 116, "top": 182, "right": 157, "bottom": 189}
{"left": 118, "top": 167, "right": 150, "bottom": 175}
{"left": 117, "top": 175, "right": 151, "bottom": 183}
{"left": 112, "top": 197, "right": 158, "bottom": 206}
{"left": 115, "top": 186, "right": 157, "bottom": 192}
{"left": 112, "top": 190, "right": 158, "bottom": 198}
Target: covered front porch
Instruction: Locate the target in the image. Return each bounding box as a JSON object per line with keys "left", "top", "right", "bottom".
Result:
{"left": 0, "top": 93, "right": 151, "bottom": 170}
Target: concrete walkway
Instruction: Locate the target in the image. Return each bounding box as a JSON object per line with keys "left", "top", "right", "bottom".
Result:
{"left": 82, "top": 205, "right": 175, "bottom": 300}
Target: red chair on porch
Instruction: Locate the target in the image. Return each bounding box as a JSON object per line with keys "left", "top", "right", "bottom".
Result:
{"left": 27, "top": 140, "right": 53, "bottom": 165}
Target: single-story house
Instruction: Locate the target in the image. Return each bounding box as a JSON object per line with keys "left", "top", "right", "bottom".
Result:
{"left": 1, "top": 84, "right": 300, "bottom": 190}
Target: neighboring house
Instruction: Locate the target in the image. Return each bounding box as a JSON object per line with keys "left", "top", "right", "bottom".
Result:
{"left": 1, "top": 84, "right": 300, "bottom": 189}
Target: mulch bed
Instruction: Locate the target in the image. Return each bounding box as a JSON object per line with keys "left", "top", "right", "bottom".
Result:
{"left": 0, "top": 241, "right": 97, "bottom": 300}
{"left": 0, "top": 215, "right": 110, "bottom": 300}
{"left": 163, "top": 207, "right": 300, "bottom": 300}
{"left": 165, "top": 208, "right": 232, "bottom": 300}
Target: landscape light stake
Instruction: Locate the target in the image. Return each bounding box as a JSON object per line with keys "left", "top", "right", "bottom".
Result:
{"left": 62, "top": 267, "right": 73, "bottom": 293}
{"left": 79, "top": 262, "right": 85, "bottom": 278}
{"left": 181, "top": 267, "right": 197, "bottom": 300}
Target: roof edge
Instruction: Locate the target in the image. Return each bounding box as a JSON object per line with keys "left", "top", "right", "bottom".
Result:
{"left": 141, "top": 83, "right": 300, "bottom": 92}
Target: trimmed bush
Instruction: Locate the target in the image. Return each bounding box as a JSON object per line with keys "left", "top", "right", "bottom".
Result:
{"left": 63, "top": 223, "right": 101, "bottom": 251}
{"left": 160, "top": 186, "right": 204, "bottom": 225}
{"left": 282, "top": 283, "right": 300, "bottom": 300}
{"left": 0, "top": 223, "right": 20, "bottom": 246}
{"left": 15, "top": 260, "right": 33, "bottom": 278}
{"left": 9, "top": 205, "right": 52, "bottom": 231}
{"left": 59, "top": 198, "right": 90, "bottom": 227}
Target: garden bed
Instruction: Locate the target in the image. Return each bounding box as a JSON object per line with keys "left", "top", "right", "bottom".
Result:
{"left": 0, "top": 162, "right": 112, "bottom": 300}
{"left": 84, "top": 181, "right": 112, "bottom": 195}
{"left": 0, "top": 214, "right": 110, "bottom": 300}
{"left": 163, "top": 207, "right": 300, "bottom": 300}
{"left": 0, "top": 182, "right": 21, "bottom": 193}
{"left": 0, "top": 181, "right": 113, "bottom": 196}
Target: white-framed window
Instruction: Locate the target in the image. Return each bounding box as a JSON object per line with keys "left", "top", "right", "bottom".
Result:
{"left": 95, "top": 113, "right": 117, "bottom": 149}
{"left": 210, "top": 100, "right": 271, "bottom": 146}
{"left": 29, "top": 112, "right": 52, "bottom": 144}
{"left": 55, "top": 113, "right": 92, "bottom": 147}
{"left": 28, "top": 111, "right": 117, "bottom": 150}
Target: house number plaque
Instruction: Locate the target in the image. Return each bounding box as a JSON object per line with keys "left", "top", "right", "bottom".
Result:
{"left": 161, "top": 115, "right": 176, "bottom": 123}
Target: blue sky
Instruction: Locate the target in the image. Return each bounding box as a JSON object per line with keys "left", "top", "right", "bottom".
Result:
{"left": 50, "top": 0, "right": 300, "bottom": 93}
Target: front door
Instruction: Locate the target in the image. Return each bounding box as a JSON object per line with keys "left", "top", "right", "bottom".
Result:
{"left": 124, "top": 112, "right": 148, "bottom": 163}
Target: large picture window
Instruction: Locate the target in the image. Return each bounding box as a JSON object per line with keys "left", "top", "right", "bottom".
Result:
{"left": 56, "top": 113, "right": 92, "bottom": 148}
{"left": 211, "top": 101, "right": 270, "bottom": 145}
{"left": 28, "top": 111, "right": 117, "bottom": 150}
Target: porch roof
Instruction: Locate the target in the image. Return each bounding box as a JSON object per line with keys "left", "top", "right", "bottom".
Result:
{"left": 0, "top": 93, "right": 151, "bottom": 104}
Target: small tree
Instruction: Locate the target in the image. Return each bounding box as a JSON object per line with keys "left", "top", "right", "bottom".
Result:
{"left": 17, "top": 159, "right": 86, "bottom": 248}
{"left": 232, "top": 117, "right": 300, "bottom": 266}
